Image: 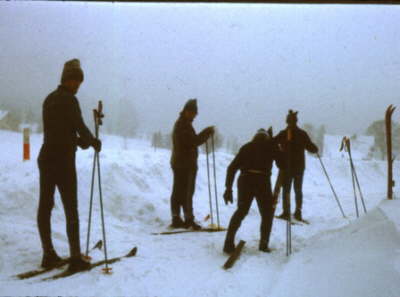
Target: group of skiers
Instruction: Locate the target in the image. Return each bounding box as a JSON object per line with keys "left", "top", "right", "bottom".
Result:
{"left": 37, "top": 59, "right": 318, "bottom": 272}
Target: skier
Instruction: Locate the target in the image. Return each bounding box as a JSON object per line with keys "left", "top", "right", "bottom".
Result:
{"left": 170, "top": 99, "right": 214, "bottom": 229}
{"left": 223, "top": 128, "right": 283, "bottom": 253}
{"left": 275, "top": 110, "right": 318, "bottom": 221}
{"left": 37, "top": 59, "right": 101, "bottom": 272}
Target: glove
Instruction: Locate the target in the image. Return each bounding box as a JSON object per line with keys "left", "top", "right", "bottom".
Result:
{"left": 223, "top": 189, "right": 233, "bottom": 205}
{"left": 92, "top": 138, "right": 102, "bottom": 152}
{"left": 205, "top": 126, "right": 215, "bottom": 137}
{"left": 77, "top": 138, "right": 90, "bottom": 150}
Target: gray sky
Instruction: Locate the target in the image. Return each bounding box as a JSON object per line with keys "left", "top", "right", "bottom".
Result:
{"left": 0, "top": 2, "right": 399, "bottom": 141}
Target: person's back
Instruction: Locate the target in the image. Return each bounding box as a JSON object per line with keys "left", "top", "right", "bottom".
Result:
{"left": 275, "top": 126, "right": 317, "bottom": 173}
{"left": 40, "top": 86, "right": 79, "bottom": 160}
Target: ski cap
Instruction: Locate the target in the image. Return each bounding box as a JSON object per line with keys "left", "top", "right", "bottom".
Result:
{"left": 256, "top": 128, "right": 268, "bottom": 136}
{"left": 286, "top": 109, "right": 298, "bottom": 124}
{"left": 183, "top": 98, "right": 198, "bottom": 114}
{"left": 61, "top": 59, "right": 84, "bottom": 83}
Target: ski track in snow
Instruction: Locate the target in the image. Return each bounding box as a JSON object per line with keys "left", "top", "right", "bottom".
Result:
{"left": 0, "top": 130, "right": 399, "bottom": 296}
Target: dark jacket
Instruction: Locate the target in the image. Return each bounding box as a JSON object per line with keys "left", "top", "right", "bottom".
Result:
{"left": 225, "top": 136, "right": 284, "bottom": 189}
{"left": 274, "top": 126, "right": 318, "bottom": 173}
{"left": 38, "top": 85, "right": 95, "bottom": 161}
{"left": 170, "top": 114, "right": 210, "bottom": 169}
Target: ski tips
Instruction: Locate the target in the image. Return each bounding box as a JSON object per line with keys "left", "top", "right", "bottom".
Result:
{"left": 94, "top": 240, "right": 103, "bottom": 251}
{"left": 126, "top": 247, "right": 138, "bottom": 257}
{"left": 386, "top": 104, "right": 396, "bottom": 112}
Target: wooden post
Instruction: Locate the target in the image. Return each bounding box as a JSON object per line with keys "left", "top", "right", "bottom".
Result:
{"left": 23, "top": 127, "right": 30, "bottom": 161}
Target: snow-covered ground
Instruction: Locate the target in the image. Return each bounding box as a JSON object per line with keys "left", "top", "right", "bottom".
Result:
{"left": 1, "top": 130, "right": 399, "bottom": 296}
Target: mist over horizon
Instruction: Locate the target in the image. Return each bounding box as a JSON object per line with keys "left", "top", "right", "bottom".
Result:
{"left": 0, "top": 2, "right": 399, "bottom": 143}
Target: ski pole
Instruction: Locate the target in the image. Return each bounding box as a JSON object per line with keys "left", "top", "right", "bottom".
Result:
{"left": 205, "top": 140, "right": 214, "bottom": 227}
{"left": 316, "top": 153, "right": 346, "bottom": 218}
{"left": 345, "top": 138, "right": 366, "bottom": 214}
{"left": 85, "top": 152, "right": 97, "bottom": 256}
{"left": 342, "top": 137, "right": 359, "bottom": 218}
{"left": 349, "top": 156, "right": 367, "bottom": 214}
{"left": 211, "top": 134, "right": 221, "bottom": 229}
{"left": 96, "top": 147, "right": 110, "bottom": 273}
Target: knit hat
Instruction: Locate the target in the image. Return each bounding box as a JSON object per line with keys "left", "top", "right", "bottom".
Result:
{"left": 256, "top": 128, "right": 268, "bottom": 136}
{"left": 286, "top": 109, "right": 298, "bottom": 124}
{"left": 61, "top": 59, "right": 84, "bottom": 83}
{"left": 183, "top": 98, "right": 198, "bottom": 113}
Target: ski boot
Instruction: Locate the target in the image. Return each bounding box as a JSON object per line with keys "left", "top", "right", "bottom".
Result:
{"left": 170, "top": 216, "right": 185, "bottom": 228}
{"left": 184, "top": 219, "right": 202, "bottom": 230}
{"left": 67, "top": 256, "right": 91, "bottom": 273}
{"left": 277, "top": 211, "right": 290, "bottom": 221}
{"left": 293, "top": 210, "right": 302, "bottom": 221}
{"left": 259, "top": 241, "right": 272, "bottom": 253}
{"left": 223, "top": 241, "right": 235, "bottom": 254}
{"left": 41, "top": 250, "right": 63, "bottom": 268}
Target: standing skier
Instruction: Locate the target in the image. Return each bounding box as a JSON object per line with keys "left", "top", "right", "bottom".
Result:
{"left": 37, "top": 59, "right": 101, "bottom": 272}
{"left": 223, "top": 129, "right": 283, "bottom": 253}
{"left": 275, "top": 110, "right": 318, "bottom": 221}
{"left": 170, "top": 99, "right": 214, "bottom": 229}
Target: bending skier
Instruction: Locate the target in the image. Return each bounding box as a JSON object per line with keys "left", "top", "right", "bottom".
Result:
{"left": 170, "top": 99, "right": 214, "bottom": 229}
{"left": 275, "top": 110, "right": 318, "bottom": 221}
{"left": 223, "top": 129, "right": 283, "bottom": 254}
{"left": 37, "top": 59, "right": 101, "bottom": 272}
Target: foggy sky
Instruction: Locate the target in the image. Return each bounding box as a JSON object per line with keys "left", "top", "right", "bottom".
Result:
{"left": 0, "top": 2, "right": 399, "bottom": 141}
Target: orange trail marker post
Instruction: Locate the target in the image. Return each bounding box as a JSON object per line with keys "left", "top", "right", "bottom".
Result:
{"left": 23, "top": 127, "right": 30, "bottom": 161}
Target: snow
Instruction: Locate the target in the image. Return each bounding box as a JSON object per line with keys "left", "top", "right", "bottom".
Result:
{"left": 0, "top": 130, "right": 399, "bottom": 296}
{"left": 0, "top": 110, "right": 8, "bottom": 121}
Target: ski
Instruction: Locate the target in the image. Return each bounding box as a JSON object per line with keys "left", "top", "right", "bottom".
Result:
{"left": 274, "top": 216, "right": 303, "bottom": 226}
{"left": 152, "top": 227, "right": 226, "bottom": 235}
{"left": 385, "top": 105, "right": 396, "bottom": 200}
{"left": 223, "top": 240, "right": 246, "bottom": 270}
{"left": 14, "top": 240, "right": 103, "bottom": 280}
{"left": 293, "top": 218, "right": 310, "bottom": 225}
{"left": 42, "top": 247, "right": 138, "bottom": 281}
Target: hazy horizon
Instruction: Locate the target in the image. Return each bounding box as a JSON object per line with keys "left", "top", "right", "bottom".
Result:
{"left": 1, "top": 2, "right": 399, "bottom": 142}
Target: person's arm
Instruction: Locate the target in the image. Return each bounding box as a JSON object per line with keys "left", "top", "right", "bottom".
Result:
{"left": 178, "top": 122, "right": 213, "bottom": 149}
{"left": 225, "top": 148, "right": 243, "bottom": 190}
{"left": 271, "top": 139, "right": 285, "bottom": 170}
{"left": 303, "top": 131, "right": 318, "bottom": 154}
{"left": 67, "top": 97, "right": 98, "bottom": 149}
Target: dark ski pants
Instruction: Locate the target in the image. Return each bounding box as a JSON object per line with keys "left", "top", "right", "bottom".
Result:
{"left": 170, "top": 167, "right": 197, "bottom": 222}
{"left": 282, "top": 170, "right": 304, "bottom": 214}
{"left": 225, "top": 174, "right": 274, "bottom": 246}
{"left": 37, "top": 157, "right": 81, "bottom": 258}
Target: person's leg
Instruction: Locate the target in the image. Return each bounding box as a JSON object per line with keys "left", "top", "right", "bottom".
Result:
{"left": 37, "top": 160, "right": 61, "bottom": 267}
{"left": 56, "top": 159, "right": 81, "bottom": 259}
{"left": 255, "top": 178, "right": 274, "bottom": 252}
{"left": 293, "top": 171, "right": 305, "bottom": 220}
{"left": 223, "top": 176, "right": 253, "bottom": 253}
{"left": 57, "top": 157, "right": 91, "bottom": 272}
{"left": 279, "top": 172, "right": 293, "bottom": 219}
{"left": 183, "top": 168, "right": 198, "bottom": 227}
{"left": 170, "top": 167, "right": 186, "bottom": 227}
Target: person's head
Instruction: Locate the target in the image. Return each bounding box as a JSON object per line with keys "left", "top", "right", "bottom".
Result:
{"left": 61, "top": 59, "right": 84, "bottom": 95}
{"left": 252, "top": 128, "right": 269, "bottom": 143}
{"left": 286, "top": 110, "right": 298, "bottom": 128}
{"left": 182, "top": 98, "right": 198, "bottom": 122}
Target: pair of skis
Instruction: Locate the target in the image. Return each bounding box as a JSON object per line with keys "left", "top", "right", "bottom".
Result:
{"left": 14, "top": 241, "right": 137, "bottom": 281}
